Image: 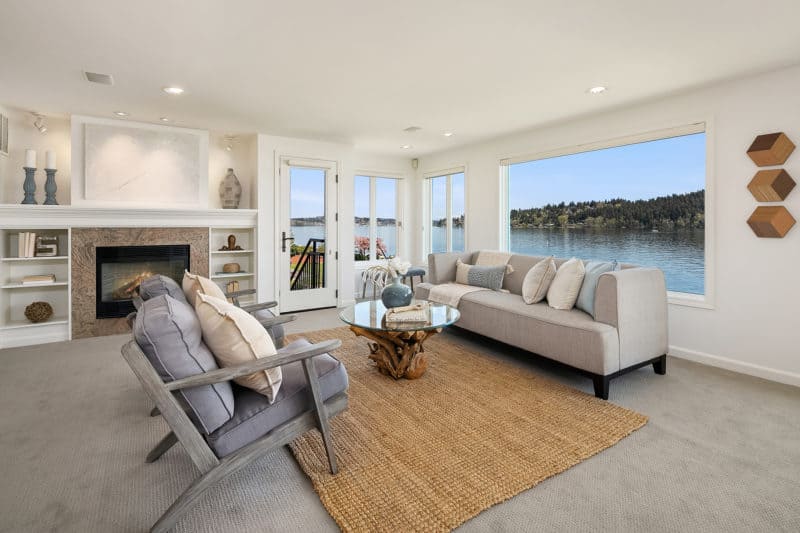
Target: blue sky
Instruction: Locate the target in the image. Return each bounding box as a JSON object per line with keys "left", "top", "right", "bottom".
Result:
{"left": 290, "top": 167, "right": 326, "bottom": 218}
{"left": 354, "top": 176, "right": 397, "bottom": 220}
{"left": 509, "top": 132, "right": 706, "bottom": 209}
{"left": 431, "top": 173, "right": 465, "bottom": 220}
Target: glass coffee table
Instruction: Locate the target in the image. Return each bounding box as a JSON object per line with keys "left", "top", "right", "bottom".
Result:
{"left": 339, "top": 299, "right": 460, "bottom": 380}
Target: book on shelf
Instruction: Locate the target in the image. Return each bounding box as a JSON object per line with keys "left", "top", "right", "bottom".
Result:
{"left": 16, "top": 232, "right": 37, "bottom": 258}
{"left": 385, "top": 302, "right": 431, "bottom": 325}
{"left": 21, "top": 274, "right": 57, "bottom": 285}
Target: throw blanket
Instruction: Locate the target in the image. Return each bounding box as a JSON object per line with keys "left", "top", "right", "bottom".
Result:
{"left": 428, "top": 282, "right": 487, "bottom": 307}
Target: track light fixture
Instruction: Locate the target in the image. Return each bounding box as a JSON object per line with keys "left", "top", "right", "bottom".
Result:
{"left": 32, "top": 113, "right": 47, "bottom": 134}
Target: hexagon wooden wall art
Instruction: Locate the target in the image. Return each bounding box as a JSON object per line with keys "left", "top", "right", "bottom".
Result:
{"left": 747, "top": 206, "right": 796, "bottom": 238}
{"left": 747, "top": 132, "right": 795, "bottom": 167}
{"left": 747, "top": 169, "right": 796, "bottom": 202}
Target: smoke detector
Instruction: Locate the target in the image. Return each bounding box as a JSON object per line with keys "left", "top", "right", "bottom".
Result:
{"left": 84, "top": 71, "right": 114, "bottom": 85}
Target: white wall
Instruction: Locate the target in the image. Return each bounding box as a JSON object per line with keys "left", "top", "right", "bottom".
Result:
{"left": 415, "top": 65, "right": 800, "bottom": 386}
{"left": 0, "top": 106, "right": 71, "bottom": 205}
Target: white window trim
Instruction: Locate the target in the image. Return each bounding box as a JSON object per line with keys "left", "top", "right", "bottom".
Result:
{"left": 353, "top": 171, "right": 405, "bottom": 267}
{"left": 498, "top": 121, "right": 715, "bottom": 309}
{"left": 423, "top": 166, "right": 467, "bottom": 255}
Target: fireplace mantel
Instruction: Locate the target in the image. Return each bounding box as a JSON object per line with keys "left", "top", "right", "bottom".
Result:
{"left": 0, "top": 205, "right": 257, "bottom": 228}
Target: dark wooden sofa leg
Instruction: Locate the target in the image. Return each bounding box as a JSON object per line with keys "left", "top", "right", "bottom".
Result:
{"left": 653, "top": 354, "right": 667, "bottom": 375}
{"left": 592, "top": 375, "right": 610, "bottom": 400}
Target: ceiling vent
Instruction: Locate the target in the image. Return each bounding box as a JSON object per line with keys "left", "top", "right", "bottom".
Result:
{"left": 84, "top": 71, "right": 114, "bottom": 85}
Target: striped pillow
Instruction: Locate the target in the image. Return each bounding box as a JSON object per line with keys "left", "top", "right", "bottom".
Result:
{"left": 455, "top": 259, "right": 506, "bottom": 291}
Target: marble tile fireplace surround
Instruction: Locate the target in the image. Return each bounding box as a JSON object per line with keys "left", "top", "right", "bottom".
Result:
{"left": 71, "top": 227, "right": 209, "bottom": 338}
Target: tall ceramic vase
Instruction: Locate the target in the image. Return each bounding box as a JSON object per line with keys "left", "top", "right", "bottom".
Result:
{"left": 219, "top": 168, "right": 242, "bottom": 209}
{"left": 381, "top": 276, "right": 412, "bottom": 308}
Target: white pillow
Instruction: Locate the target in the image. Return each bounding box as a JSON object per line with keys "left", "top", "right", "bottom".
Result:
{"left": 546, "top": 258, "right": 586, "bottom": 310}
{"left": 522, "top": 256, "right": 557, "bottom": 304}
{"left": 183, "top": 271, "right": 227, "bottom": 307}
{"left": 194, "top": 293, "right": 282, "bottom": 402}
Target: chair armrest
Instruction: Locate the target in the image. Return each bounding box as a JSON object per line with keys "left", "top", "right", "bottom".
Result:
{"left": 225, "top": 288, "right": 257, "bottom": 298}
{"left": 427, "top": 252, "right": 474, "bottom": 284}
{"left": 256, "top": 314, "right": 297, "bottom": 328}
{"left": 165, "top": 339, "right": 342, "bottom": 391}
{"left": 594, "top": 268, "right": 668, "bottom": 369}
{"left": 240, "top": 301, "right": 279, "bottom": 313}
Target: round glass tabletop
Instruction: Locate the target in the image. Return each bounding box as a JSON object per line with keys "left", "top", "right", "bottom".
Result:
{"left": 339, "top": 299, "right": 460, "bottom": 332}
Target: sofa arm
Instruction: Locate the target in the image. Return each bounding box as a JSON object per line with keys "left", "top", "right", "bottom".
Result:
{"left": 594, "top": 268, "right": 668, "bottom": 370}
{"left": 427, "top": 252, "right": 474, "bottom": 284}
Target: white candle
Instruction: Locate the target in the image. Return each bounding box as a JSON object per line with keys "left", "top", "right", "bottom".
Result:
{"left": 45, "top": 151, "right": 56, "bottom": 170}
{"left": 25, "top": 149, "right": 36, "bottom": 168}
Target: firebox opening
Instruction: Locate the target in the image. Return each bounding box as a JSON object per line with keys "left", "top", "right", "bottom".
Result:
{"left": 95, "top": 244, "right": 190, "bottom": 318}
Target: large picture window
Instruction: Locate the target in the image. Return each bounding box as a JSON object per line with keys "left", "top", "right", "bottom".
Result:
{"left": 505, "top": 127, "right": 706, "bottom": 295}
{"left": 354, "top": 175, "right": 399, "bottom": 261}
{"left": 428, "top": 170, "right": 465, "bottom": 253}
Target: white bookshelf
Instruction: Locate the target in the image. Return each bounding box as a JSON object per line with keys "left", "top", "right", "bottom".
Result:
{"left": 0, "top": 228, "right": 71, "bottom": 348}
{"left": 209, "top": 226, "right": 257, "bottom": 305}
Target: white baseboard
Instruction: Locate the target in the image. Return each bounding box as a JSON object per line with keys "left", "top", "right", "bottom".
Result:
{"left": 668, "top": 345, "right": 800, "bottom": 388}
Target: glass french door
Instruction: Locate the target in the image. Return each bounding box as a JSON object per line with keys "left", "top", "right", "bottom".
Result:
{"left": 278, "top": 158, "right": 338, "bottom": 312}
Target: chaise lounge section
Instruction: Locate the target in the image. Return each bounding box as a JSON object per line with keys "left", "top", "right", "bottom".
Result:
{"left": 415, "top": 252, "right": 668, "bottom": 399}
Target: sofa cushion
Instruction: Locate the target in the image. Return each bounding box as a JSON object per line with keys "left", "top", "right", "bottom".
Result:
{"left": 133, "top": 294, "right": 234, "bottom": 434}
{"left": 521, "top": 256, "right": 557, "bottom": 304}
{"left": 575, "top": 261, "right": 618, "bottom": 318}
{"left": 206, "top": 339, "right": 348, "bottom": 458}
{"left": 195, "top": 293, "right": 283, "bottom": 402}
{"left": 457, "top": 290, "right": 620, "bottom": 375}
{"left": 138, "top": 275, "right": 187, "bottom": 304}
{"left": 182, "top": 271, "right": 227, "bottom": 307}
{"left": 455, "top": 259, "right": 505, "bottom": 290}
{"left": 547, "top": 257, "right": 586, "bottom": 310}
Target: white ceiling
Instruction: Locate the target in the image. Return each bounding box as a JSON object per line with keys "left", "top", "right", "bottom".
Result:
{"left": 2, "top": 0, "right": 799, "bottom": 156}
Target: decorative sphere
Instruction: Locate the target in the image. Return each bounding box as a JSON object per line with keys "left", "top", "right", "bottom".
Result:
{"left": 25, "top": 301, "right": 53, "bottom": 323}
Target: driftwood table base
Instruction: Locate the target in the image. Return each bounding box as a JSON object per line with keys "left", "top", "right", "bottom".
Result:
{"left": 349, "top": 326, "right": 441, "bottom": 379}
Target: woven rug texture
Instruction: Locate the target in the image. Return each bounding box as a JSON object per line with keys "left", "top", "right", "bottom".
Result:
{"left": 289, "top": 327, "right": 648, "bottom": 532}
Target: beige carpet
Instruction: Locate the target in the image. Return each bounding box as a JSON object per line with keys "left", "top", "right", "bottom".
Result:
{"left": 289, "top": 328, "right": 648, "bottom": 532}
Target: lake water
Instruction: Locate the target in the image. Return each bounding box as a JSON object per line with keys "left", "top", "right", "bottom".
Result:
{"left": 292, "top": 225, "right": 704, "bottom": 295}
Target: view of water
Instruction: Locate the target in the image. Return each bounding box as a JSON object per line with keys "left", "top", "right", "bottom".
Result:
{"left": 293, "top": 224, "right": 704, "bottom": 295}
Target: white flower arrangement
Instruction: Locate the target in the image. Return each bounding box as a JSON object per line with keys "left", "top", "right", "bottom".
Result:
{"left": 386, "top": 257, "right": 411, "bottom": 278}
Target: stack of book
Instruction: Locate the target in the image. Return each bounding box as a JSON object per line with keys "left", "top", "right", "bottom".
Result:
{"left": 17, "top": 232, "right": 37, "bottom": 258}
{"left": 385, "top": 302, "right": 431, "bottom": 325}
{"left": 20, "top": 274, "right": 57, "bottom": 285}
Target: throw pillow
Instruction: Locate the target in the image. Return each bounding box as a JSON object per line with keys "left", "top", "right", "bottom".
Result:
{"left": 547, "top": 257, "right": 586, "bottom": 310}
{"left": 521, "top": 256, "right": 557, "bottom": 304}
{"left": 194, "top": 293, "right": 283, "bottom": 402}
{"left": 455, "top": 259, "right": 505, "bottom": 291}
{"left": 139, "top": 274, "right": 188, "bottom": 304}
{"left": 575, "top": 261, "right": 619, "bottom": 318}
{"left": 183, "top": 271, "right": 227, "bottom": 307}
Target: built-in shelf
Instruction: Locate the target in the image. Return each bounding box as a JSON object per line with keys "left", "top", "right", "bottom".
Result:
{"left": 1, "top": 256, "right": 69, "bottom": 262}
{"left": 210, "top": 250, "right": 254, "bottom": 255}
{"left": 1, "top": 318, "right": 69, "bottom": 330}
{"left": 210, "top": 273, "right": 255, "bottom": 279}
{"left": 1, "top": 281, "right": 68, "bottom": 289}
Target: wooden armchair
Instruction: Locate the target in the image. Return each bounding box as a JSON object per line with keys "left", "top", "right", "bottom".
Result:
{"left": 122, "top": 337, "right": 347, "bottom": 533}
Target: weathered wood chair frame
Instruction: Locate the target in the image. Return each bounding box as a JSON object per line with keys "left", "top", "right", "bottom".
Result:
{"left": 122, "top": 337, "right": 347, "bottom": 533}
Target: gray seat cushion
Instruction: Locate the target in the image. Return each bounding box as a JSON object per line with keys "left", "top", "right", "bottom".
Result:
{"left": 133, "top": 294, "right": 234, "bottom": 434}
{"left": 206, "top": 338, "right": 348, "bottom": 458}
{"left": 138, "top": 275, "right": 188, "bottom": 304}
{"left": 252, "top": 309, "right": 287, "bottom": 348}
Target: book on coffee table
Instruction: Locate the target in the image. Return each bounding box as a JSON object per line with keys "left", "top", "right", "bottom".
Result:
{"left": 385, "top": 302, "right": 431, "bottom": 325}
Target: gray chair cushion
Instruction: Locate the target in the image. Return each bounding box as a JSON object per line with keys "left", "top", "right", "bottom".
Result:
{"left": 138, "top": 275, "right": 188, "bottom": 304}
{"left": 253, "top": 309, "right": 287, "bottom": 348}
{"left": 206, "top": 338, "right": 348, "bottom": 458}
{"left": 134, "top": 294, "right": 234, "bottom": 434}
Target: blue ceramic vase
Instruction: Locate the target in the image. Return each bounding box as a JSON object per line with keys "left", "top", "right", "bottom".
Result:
{"left": 381, "top": 276, "right": 413, "bottom": 308}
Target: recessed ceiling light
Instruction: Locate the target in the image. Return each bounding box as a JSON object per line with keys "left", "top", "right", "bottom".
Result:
{"left": 403, "top": 126, "right": 422, "bottom": 133}
{"left": 162, "top": 86, "right": 185, "bottom": 95}
{"left": 159, "top": 117, "right": 170, "bottom": 122}
{"left": 400, "top": 144, "right": 412, "bottom": 149}
{"left": 443, "top": 131, "right": 455, "bottom": 137}
{"left": 587, "top": 86, "right": 607, "bottom": 94}
{"left": 113, "top": 111, "right": 129, "bottom": 117}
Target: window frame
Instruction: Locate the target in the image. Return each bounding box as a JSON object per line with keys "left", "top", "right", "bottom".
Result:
{"left": 353, "top": 172, "right": 403, "bottom": 264}
{"left": 424, "top": 166, "right": 467, "bottom": 255}
{"left": 498, "top": 121, "right": 714, "bottom": 309}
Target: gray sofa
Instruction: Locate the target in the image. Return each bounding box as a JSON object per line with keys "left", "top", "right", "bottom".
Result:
{"left": 414, "top": 252, "right": 668, "bottom": 399}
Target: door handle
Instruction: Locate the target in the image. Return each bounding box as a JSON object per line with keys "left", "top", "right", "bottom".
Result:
{"left": 282, "top": 231, "right": 294, "bottom": 252}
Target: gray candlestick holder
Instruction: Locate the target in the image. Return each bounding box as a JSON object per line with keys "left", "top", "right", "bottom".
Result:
{"left": 22, "top": 167, "right": 37, "bottom": 205}
{"left": 44, "top": 168, "right": 58, "bottom": 205}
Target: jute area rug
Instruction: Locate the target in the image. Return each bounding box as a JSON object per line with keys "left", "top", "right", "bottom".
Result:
{"left": 289, "top": 327, "right": 647, "bottom": 532}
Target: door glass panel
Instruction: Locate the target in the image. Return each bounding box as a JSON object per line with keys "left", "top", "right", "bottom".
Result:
{"left": 451, "top": 172, "right": 465, "bottom": 252}
{"left": 289, "top": 167, "right": 326, "bottom": 291}
{"left": 354, "top": 175, "right": 370, "bottom": 261}
{"left": 375, "top": 177, "right": 397, "bottom": 259}
{"left": 430, "top": 176, "right": 447, "bottom": 253}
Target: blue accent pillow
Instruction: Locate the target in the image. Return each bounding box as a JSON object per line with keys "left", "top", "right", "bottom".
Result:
{"left": 575, "top": 261, "right": 618, "bottom": 318}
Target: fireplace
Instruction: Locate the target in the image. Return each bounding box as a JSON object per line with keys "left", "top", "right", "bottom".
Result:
{"left": 95, "top": 244, "right": 190, "bottom": 318}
